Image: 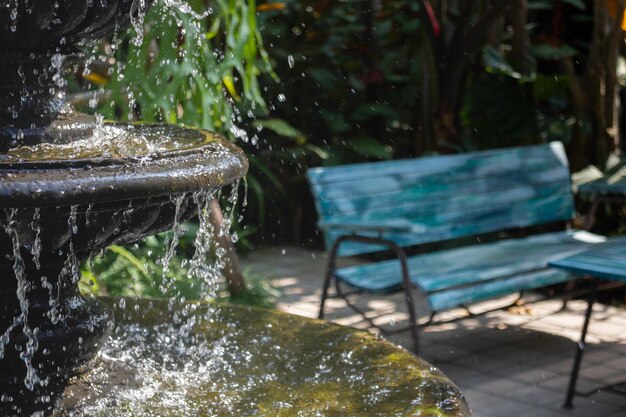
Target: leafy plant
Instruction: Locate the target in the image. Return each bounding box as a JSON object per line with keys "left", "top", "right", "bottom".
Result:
{"left": 80, "top": 0, "right": 271, "bottom": 132}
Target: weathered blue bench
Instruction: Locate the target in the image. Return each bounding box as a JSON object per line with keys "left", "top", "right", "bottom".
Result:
{"left": 307, "top": 142, "right": 610, "bottom": 353}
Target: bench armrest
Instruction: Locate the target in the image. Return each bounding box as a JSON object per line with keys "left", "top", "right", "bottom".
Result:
{"left": 317, "top": 220, "right": 421, "bottom": 234}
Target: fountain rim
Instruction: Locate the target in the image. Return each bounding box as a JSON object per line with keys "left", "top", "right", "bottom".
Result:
{"left": 0, "top": 124, "right": 248, "bottom": 209}
{"left": 0, "top": 123, "right": 227, "bottom": 168}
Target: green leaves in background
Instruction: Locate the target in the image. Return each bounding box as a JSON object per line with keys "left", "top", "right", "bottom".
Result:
{"left": 88, "top": 0, "right": 270, "bottom": 135}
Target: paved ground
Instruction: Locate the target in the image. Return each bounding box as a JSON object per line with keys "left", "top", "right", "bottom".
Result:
{"left": 241, "top": 246, "right": 626, "bottom": 417}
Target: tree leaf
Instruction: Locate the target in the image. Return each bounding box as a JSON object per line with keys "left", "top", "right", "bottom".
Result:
{"left": 253, "top": 118, "right": 305, "bottom": 140}
{"left": 561, "top": 0, "right": 585, "bottom": 10}
{"left": 482, "top": 46, "right": 523, "bottom": 79}
{"left": 346, "top": 137, "right": 392, "bottom": 160}
{"left": 531, "top": 44, "right": 578, "bottom": 60}
{"left": 528, "top": 0, "right": 553, "bottom": 10}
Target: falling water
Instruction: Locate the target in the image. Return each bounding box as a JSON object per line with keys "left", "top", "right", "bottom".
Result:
{"left": 129, "top": 0, "right": 150, "bottom": 46}
{"left": 2, "top": 209, "right": 41, "bottom": 391}
{"left": 0, "top": 185, "right": 242, "bottom": 395}
{"left": 189, "top": 190, "right": 216, "bottom": 301}
{"left": 160, "top": 193, "right": 186, "bottom": 290}
{"left": 30, "top": 208, "right": 42, "bottom": 270}
{"left": 64, "top": 206, "right": 81, "bottom": 285}
{"left": 84, "top": 204, "right": 94, "bottom": 227}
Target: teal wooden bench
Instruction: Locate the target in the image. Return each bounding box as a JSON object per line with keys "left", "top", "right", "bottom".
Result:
{"left": 307, "top": 142, "right": 610, "bottom": 353}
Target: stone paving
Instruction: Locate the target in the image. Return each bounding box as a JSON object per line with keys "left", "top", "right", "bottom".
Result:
{"left": 242, "top": 246, "right": 626, "bottom": 417}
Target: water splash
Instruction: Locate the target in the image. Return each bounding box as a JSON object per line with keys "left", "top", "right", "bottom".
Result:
{"left": 2, "top": 209, "right": 41, "bottom": 391}
{"left": 4, "top": 123, "right": 216, "bottom": 162}
{"left": 30, "top": 208, "right": 42, "bottom": 270}
{"left": 63, "top": 206, "right": 81, "bottom": 285}
{"left": 189, "top": 190, "right": 216, "bottom": 300}
{"left": 163, "top": 0, "right": 213, "bottom": 19}
{"left": 160, "top": 194, "right": 186, "bottom": 291}
{"left": 130, "top": 0, "right": 150, "bottom": 46}
{"left": 85, "top": 203, "right": 94, "bottom": 227}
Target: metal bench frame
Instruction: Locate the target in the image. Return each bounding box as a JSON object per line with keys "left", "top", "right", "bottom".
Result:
{"left": 318, "top": 231, "right": 539, "bottom": 354}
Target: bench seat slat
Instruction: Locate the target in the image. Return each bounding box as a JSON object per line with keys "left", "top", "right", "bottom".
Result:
{"left": 427, "top": 269, "right": 572, "bottom": 312}
{"left": 335, "top": 231, "right": 611, "bottom": 310}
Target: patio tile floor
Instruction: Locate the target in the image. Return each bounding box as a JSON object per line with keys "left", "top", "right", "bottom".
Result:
{"left": 241, "top": 246, "right": 626, "bottom": 417}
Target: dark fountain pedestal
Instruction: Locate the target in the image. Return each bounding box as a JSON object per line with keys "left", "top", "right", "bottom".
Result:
{"left": 0, "top": 254, "right": 112, "bottom": 415}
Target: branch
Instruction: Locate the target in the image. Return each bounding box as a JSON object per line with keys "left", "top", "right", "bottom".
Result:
{"left": 418, "top": 0, "right": 440, "bottom": 60}
{"left": 464, "top": 0, "right": 511, "bottom": 53}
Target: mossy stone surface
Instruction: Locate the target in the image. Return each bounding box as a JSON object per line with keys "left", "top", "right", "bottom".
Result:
{"left": 57, "top": 298, "right": 471, "bottom": 417}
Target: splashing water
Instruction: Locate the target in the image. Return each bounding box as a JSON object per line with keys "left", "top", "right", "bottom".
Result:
{"left": 163, "top": 0, "right": 213, "bottom": 19}
{"left": 160, "top": 193, "right": 186, "bottom": 291}
{"left": 63, "top": 206, "right": 81, "bottom": 285}
{"left": 30, "top": 208, "right": 42, "bottom": 270}
{"left": 2, "top": 209, "right": 41, "bottom": 391}
{"left": 0, "top": 186, "right": 242, "bottom": 394}
{"left": 130, "top": 0, "right": 150, "bottom": 46}
{"left": 189, "top": 190, "right": 217, "bottom": 302}
{"left": 3, "top": 124, "right": 218, "bottom": 163}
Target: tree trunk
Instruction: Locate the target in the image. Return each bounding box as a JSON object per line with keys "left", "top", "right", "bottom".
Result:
{"left": 429, "top": 0, "right": 511, "bottom": 151}
{"left": 508, "top": 0, "right": 529, "bottom": 75}
{"left": 560, "top": 58, "right": 589, "bottom": 171}
{"left": 209, "top": 199, "right": 247, "bottom": 297}
{"left": 584, "top": 0, "right": 624, "bottom": 167}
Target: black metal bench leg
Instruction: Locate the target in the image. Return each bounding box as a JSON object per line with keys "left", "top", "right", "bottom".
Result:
{"left": 395, "top": 247, "right": 419, "bottom": 355}
{"left": 564, "top": 283, "right": 597, "bottom": 409}
{"left": 319, "top": 239, "right": 341, "bottom": 320}
{"left": 404, "top": 285, "right": 420, "bottom": 355}
{"left": 318, "top": 235, "right": 420, "bottom": 354}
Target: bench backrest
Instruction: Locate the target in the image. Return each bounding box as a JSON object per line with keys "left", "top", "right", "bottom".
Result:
{"left": 307, "top": 142, "right": 574, "bottom": 256}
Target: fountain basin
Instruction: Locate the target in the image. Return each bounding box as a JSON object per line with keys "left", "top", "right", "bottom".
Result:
{"left": 56, "top": 298, "right": 471, "bottom": 417}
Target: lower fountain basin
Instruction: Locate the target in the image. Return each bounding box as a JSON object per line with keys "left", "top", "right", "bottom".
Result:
{"left": 55, "top": 298, "right": 471, "bottom": 417}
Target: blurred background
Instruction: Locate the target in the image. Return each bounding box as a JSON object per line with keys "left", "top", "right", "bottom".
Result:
{"left": 69, "top": 0, "right": 626, "bottom": 303}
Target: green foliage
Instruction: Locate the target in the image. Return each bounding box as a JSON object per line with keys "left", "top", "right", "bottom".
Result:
{"left": 76, "top": 0, "right": 283, "bottom": 245}
{"left": 461, "top": 73, "right": 539, "bottom": 150}
{"left": 256, "top": 0, "right": 426, "bottom": 164}
{"left": 93, "top": 0, "right": 270, "bottom": 132}
{"left": 81, "top": 230, "right": 203, "bottom": 300}
{"left": 461, "top": 2, "right": 596, "bottom": 151}
{"left": 227, "top": 271, "right": 280, "bottom": 309}
{"left": 239, "top": 0, "right": 428, "bottom": 241}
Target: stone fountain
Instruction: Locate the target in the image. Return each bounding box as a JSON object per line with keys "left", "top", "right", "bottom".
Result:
{"left": 0, "top": 2, "right": 471, "bottom": 416}
{"left": 0, "top": 1, "right": 245, "bottom": 414}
